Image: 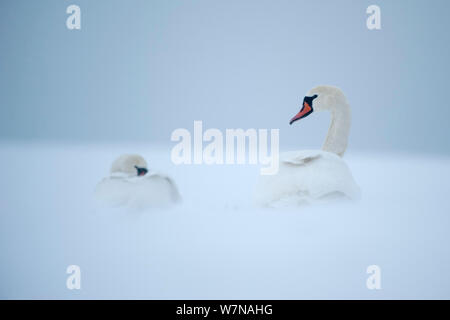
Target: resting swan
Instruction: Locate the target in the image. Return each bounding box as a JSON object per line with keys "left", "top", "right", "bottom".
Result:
{"left": 94, "top": 154, "right": 181, "bottom": 209}
{"left": 255, "top": 85, "right": 360, "bottom": 207}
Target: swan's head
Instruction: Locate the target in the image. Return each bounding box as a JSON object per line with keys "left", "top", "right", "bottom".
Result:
{"left": 290, "top": 85, "right": 347, "bottom": 125}
{"left": 110, "top": 154, "right": 148, "bottom": 177}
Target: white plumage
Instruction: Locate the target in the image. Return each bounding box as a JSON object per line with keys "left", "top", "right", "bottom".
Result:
{"left": 255, "top": 85, "right": 360, "bottom": 207}
{"left": 94, "top": 154, "right": 181, "bottom": 209}
{"left": 255, "top": 150, "right": 360, "bottom": 207}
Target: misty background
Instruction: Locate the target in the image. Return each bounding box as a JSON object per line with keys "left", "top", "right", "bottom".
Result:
{"left": 1, "top": 0, "right": 450, "bottom": 300}
{"left": 1, "top": 0, "right": 449, "bottom": 154}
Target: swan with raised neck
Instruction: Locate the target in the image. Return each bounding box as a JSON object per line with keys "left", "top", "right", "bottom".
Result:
{"left": 290, "top": 85, "right": 351, "bottom": 157}
{"left": 254, "top": 85, "right": 360, "bottom": 207}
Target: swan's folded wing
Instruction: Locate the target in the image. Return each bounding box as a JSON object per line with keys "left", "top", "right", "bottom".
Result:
{"left": 281, "top": 150, "right": 333, "bottom": 166}
{"left": 94, "top": 177, "right": 131, "bottom": 207}
{"left": 146, "top": 173, "right": 182, "bottom": 203}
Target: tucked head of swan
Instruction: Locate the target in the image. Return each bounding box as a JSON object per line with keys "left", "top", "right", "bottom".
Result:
{"left": 110, "top": 154, "right": 148, "bottom": 177}
{"left": 290, "top": 85, "right": 351, "bottom": 156}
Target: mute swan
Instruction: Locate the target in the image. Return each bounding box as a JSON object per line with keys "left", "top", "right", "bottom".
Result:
{"left": 94, "top": 154, "right": 181, "bottom": 209}
{"left": 255, "top": 85, "right": 360, "bottom": 207}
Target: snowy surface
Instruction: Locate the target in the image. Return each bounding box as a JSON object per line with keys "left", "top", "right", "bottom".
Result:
{"left": 0, "top": 141, "right": 449, "bottom": 299}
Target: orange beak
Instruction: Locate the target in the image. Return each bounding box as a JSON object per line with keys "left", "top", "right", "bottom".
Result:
{"left": 290, "top": 102, "right": 313, "bottom": 125}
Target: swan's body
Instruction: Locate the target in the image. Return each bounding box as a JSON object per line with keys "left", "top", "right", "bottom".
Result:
{"left": 94, "top": 154, "right": 181, "bottom": 209}
{"left": 255, "top": 85, "right": 360, "bottom": 207}
{"left": 255, "top": 150, "right": 360, "bottom": 206}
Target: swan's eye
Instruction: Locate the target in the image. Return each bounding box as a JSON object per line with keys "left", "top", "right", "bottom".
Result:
{"left": 305, "top": 94, "right": 318, "bottom": 103}
{"left": 303, "top": 95, "right": 318, "bottom": 107}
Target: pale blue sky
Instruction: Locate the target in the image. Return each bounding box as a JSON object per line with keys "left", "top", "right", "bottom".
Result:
{"left": 1, "top": 0, "right": 449, "bottom": 154}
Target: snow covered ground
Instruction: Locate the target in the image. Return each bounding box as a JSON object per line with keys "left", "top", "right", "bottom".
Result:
{"left": 0, "top": 141, "right": 449, "bottom": 299}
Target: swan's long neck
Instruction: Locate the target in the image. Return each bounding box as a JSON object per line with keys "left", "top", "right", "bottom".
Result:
{"left": 322, "top": 102, "right": 351, "bottom": 157}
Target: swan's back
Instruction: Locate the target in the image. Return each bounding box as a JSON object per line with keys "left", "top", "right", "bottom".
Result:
{"left": 254, "top": 150, "right": 360, "bottom": 207}
{"left": 95, "top": 173, "right": 181, "bottom": 209}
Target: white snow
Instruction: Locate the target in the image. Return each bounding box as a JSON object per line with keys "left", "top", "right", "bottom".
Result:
{"left": 0, "top": 141, "right": 449, "bottom": 299}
